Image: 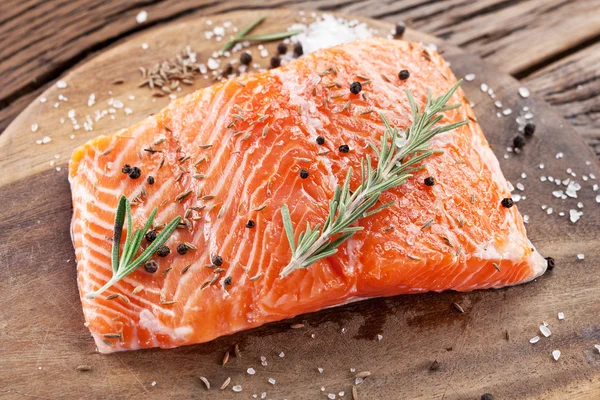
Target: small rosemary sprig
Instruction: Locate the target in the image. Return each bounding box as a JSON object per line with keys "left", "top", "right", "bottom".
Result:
{"left": 85, "top": 196, "right": 180, "bottom": 299}
{"left": 280, "top": 81, "right": 468, "bottom": 278}
{"left": 220, "top": 15, "right": 303, "bottom": 52}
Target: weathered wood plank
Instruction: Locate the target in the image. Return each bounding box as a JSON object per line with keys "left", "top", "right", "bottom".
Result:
{"left": 525, "top": 42, "right": 600, "bottom": 158}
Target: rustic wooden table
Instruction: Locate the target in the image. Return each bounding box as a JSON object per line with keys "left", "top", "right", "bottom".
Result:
{"left": 1, "top": 0, "right": 599, "bottom": 158}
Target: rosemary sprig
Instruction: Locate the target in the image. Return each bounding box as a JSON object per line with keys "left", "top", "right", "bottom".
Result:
{"left": 220, "top": 15, "right": 303, "bottom": 52}
{"left": 280, "top": 81, "right": 468, "bottom": 278}
{"left": 85, "top": 196, "right": 180, "bottom": 299}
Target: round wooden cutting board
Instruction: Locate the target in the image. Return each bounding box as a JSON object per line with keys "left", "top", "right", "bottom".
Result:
{"left": 1, "top": 9, "right": 599, "bottom": 400}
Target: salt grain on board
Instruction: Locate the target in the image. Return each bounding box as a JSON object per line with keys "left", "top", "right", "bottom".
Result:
{"left": 595, "top": 344, "right": 600, "bottom": 353}
{"left": 247, "top": 367, "right": 256, "bottom": 375}
{"left": 552, "top": 350, "right": 561, "bottom": 361}
{"left": 558, "top": 312, "right": 565, "bottom": 320}
{"left": 569, "top": 209, "right": 581, "bottom": 223}
{"left": 530, "top": 336, "right": 540, "bottom": 344}
{"left": 56, "top": 80, "right": 67, "bottom": 89}
{"left": 268, "top": 378, "right": 276, "bottom": 385}
{"left": 464, "top": 73, "right": 475, "bottom": 81}
{"left": 31, "top": 123, "right": 38, "bottom": 132}
{"left": 232, "top": 385, "right": 242, "bottom": 392}
{"left": 577, "top": 254, "right": 585, "bottom": 260}
{"left": 518, "top": 87, "right": 530, "bottom": 98}
{"left": 136, "top": 10, "right": 147, "bottom": 24}
{"left": 539, "top": 324, "right": 551, "bottom": 337}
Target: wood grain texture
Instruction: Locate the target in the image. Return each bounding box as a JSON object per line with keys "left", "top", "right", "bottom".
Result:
{"left": 1, "top": 9, "right": 600, "bottom": 400}
{"left": 1, "top": 0, "right": 599, "bottom": 160}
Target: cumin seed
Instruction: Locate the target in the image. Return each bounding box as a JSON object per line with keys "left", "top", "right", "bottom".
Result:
{"left": 222, "top": 351, "right": 230, "bottom": 366}
{"left": 452, "top": 302, "right": 465, "bottom": 313}
{"left": 355, "top": 371, "right": 371, "bottom": 379}
{"left": 421, "top": 219, "right": 434, "bottom": 230}
{"left": 202, "top": 195, "right": 215, "bottom": 201}
{"left": 132, "top": 285, "right": 144, "bottom": 295}
{"left": 359, "top": 109, "right": 373, "bottom": 116}
{"left": 160, "top": 267, "right": 172, "bottom": 276}
{"left": 254, "top": 204, "right": 267, "bottom": 211}
{"left": 181, "top": 265, "right": 192, "bottom": 275}
{"left": 352, "top": 386, "right": 359, "bottom": 400}
{"left": 249, "top": 273, "right": 263, "bottom": 281}
{"left": 492, "top": 262, "right": 501, "bottom": 272}
{"left": 175, "top": 190, "right": 192, "bottom": 202}
{"left": 193, "top": 174, "right": 205, "bottom": 180}
{"left": 234, "top": 343, "right": 241, "bottom": 358}
{"left": 199, "top": 376, "right": 210, "bottom": 390}
{"left": 407, "top": 254, "right": 421, "bottom": 261}
{"left": 220, "top": 377, "right": 231, "bottom": 390}
{"left": 262, "top": 124, "right": 269, "bottom": 137}
{"left": 199, "top": 144, "right": 213, "bottom": 149}
{"left": 290, "top": 323, "right": 305, "bottom": 329}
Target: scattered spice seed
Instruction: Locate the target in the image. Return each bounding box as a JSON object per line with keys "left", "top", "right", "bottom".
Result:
{"left": 250, "top": 273, "right": 263, "bottom": 281}
{"left": 350, "top": 81, "right": 362, "bottom": 94}
{"left": 105, "top": 294, "right": 119, "bottom": 300}
{"left": 212, "top": 255, "right": 224, "bottom": 267}
{"left": 270, "top": 56, "right": 281, "bottom": 68}
{"left": 145, "top": 230, "right": 157, "bottom": 242}
{"left": 199, "top": 376, "right": 210, "bottom": 390}
{"left": 492, "top": 262, "right": 501, "bottom": 272}
{"left": 121, "top": 164, "right": 132, "bottom": 174}
{"left": 132, "top": 285, "right": 144, "bottom": 294}
{"left": 202, "top": 195, "right": 215, "bottom": 201}
{"left": 293, "top": 43, "right": 303, "bottom": 57}
{"left": 277, "top": 42, "right": 288, "bottom": 54}
{"left": 147, "top": 176, "right": 155, "bottom": 185}
{"left": 316, "top": 136, "right": 325, "bottom": 145}
{"left": 481, "top": 394, "right": 495, "bottom": 400}
{"left": 181, "top": 264, "right": 192, "bottom": 275}
{"left": 421, "top": 219, "right": 434, "bottom": 230}
{"left": 339, "top": 144, "right": 350, "bottom": 153}
{"left": 452, "top": 302, "right": 465, "bottom": 313}
{"left": 299, "top": 169, "right": 309, "bottom": 179}
{"left": 176, "top": 190, "right": 192, "bottom": 202}
{"left": 128, "top": 166, "right": 141, "bottom": 179}
{"left": 524, "top": 123, "right": 536, "bottom": 137}
{"left": 398, "top": 69, "right": 410, "bottom": 80}
{"left": 234, "top": 343, "right": 242, "bottom": 358}
{"left": 254, "top": 204, "right": 267, "bottom": 211}
{"left": 144, "top": 260, "right": 158, "bottom": 273}
{"left": 407, "top": 254, "right": 420, "bottom": 260}
{"left": 157, "top": 246, "right": 170, "bottom": 257}
{"left": 546, "top": 257, "right": 555, "bottom": 270}
{"left": 395, "top": 22, "right": 406, "bottom": 37}
{"left": 513, "top": 135, "right": 526, "bottom": 149}
{"left": 352, "top": 386, "right": 359, "bottom": 400}
{"left": 222, "top": 351, "right": 230, "bottom": 366}
{"left": 220, "top": 377, "right": 231, "bottom": 390}
{"left": 177, "top": 243, "right": 189, "bottom": 255}
{"left": 291, "top": 323, "right": 305, "bottom": 329}
{"left": 429, "top": 360, "right": 440, "bottom": 371}
{"left": 240, "top": 52, "right": 252, "bottom": 65}
{"left": 501, "top": 198, "right": 514, "bottom": 208}
{"left": 76, "top": 365, "right": 92, "bottom": 372}
{"left": 160, "top": 267, "right": 172, "bottom": 276}
{"left": 246, "top": 219, "right": 256, "bottom": 228}
{"left": 424, "top": 176, "right": 435, "bottom": 186}
{"left": 355, "top": 371, "right": 371, "bottom": 379}
{"left": 199, "top": 144, "right": 213, "bottom": 149}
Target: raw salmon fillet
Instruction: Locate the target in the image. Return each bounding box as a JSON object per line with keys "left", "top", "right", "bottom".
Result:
{"left": 69, "top": 38, "right": 547, "bottom": 353}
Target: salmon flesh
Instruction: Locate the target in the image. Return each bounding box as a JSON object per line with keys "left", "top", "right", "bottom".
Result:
{"left": 69, "top": 38, "right": 547, "bottom": 353}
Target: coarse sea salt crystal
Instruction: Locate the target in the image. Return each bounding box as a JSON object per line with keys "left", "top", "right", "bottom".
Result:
{"left": 518, "top": 87, "right": 530, "bottom": 98}
{"left": 577, "top": 202, "right": 584, "bottom": 209}
{"left": 31, "top": 123, "right": 39, "bottom": 132}
{"left": 577, "top": 254, "right": 585, "bottom": 260}
{"left": 558, "top": 312, "right": 565, "bottom": 320}
{"left": 480, "top": 83, "right": 488, "bottom": 92}
{"left": 136, "top": 10, "right": 147, "bottom": 24}
{"left": 570, "top": 209, "right": 581, "bottom": 223}
{"left": 516, "top": 183, "right": 525, "bottom": 191}
{"left": 530, "top": 336, "right": 540, "bottom": 344}
{"left": 465, "top": 73, "right": 475, "bottom": 81}
{"left": 355, "top": 377, "right": 364, "bottom": 385}
{"left": 279, "top": 351, "right": 285, "bottom": 358}
{"left": 595, "top": 344, "right": 600, "bottom": 353}
{"left": 247, "top": 367, "right": 256, "bottom": 375}
{"left": 268, "top": 378, "right": 276, "bottom": 385}
{"left": 141, "top": 43, "right": 149, "bottom": 50}
{"left": 207, "top": 58, "right": 219, "bottom": 70}
{"left": 596, "top": 195, "right": 600, "bottom": 203}
{"left": 540, "top": 324, "right": 551, "bottom": 337}
{"left": 552, "top": 350, "right": 561, "bottom": 361}
{"left": 377, "top": 334, "right": 383, "bottom": 341}
{"left": 521, "top": 172, "right": 527, "bottom": 179}
{"left": 261, "top": 393, "right": 267, "bottom": 399}
{"left": 318, "top": 367, "right": 324, "bottom": 373}
{"left": 328, "top": 394, "right": 336, "bottom": 399}
{"left": 232, "top": 385, "right": 242, "bottom": 392}
{"left": 151, "top": 381, "right": 157, "bottom": 386}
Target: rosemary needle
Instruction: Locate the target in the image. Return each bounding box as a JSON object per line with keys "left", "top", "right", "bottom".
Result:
{"left": 85, "top": 196, "right": 180, "bottom": 299}
{"left": 280, "top": 82, "right": 468, "bottom": 277}
{"left": 221, "top": 16, "right": 266, "bottom": 52}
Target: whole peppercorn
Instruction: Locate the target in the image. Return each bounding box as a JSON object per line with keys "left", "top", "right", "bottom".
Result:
{"left": 270, "top": 56, "right": 281, "bottom": 69}
{"left": 398, "top": 69, "right": 410, "bottom": 80}
{"left": 147, "top": 176, "right": 155, "bottom": 185}
{"left": 144, "top": 260, "right": 158, "bottom": 273}
{"left": 121, "top": 164, "right": 132, "bottom": 174}
{"left": 501, "top": 198, "right": 514, "bottom": 208}
{"left": 246, "top": 219, "right": 256, "bottom": 229}
{"left": 339, "top": 144, "right": 350, "bottom": 153}
{"left": 224, "top": 276, "right": 232, "bottom": 286}
{"left": 424, "top": 176, "right": 436, "bottom": 186}
{"left": 145, "top": 230, "right": 157, "bottom": 243}
{"left": 350, "top": 81, "right": 362, "bottom": 95}
{"left": 212, "top": 254, "right": 223, "bottom": 267}
{"left": 128, "top": 166, "right": 141, "bottom": 179}
{"left": 177, "top": 243, "right": 189, "bottom": 255}
{"left": 316, "top": 136, "right": 325, "bottom": 145}
{"left": 277, "top": 42, "right": 288, "bottom": 54}
{"left": 513, "top": 135, "right": 526, "bottom": 149}
{"left": 223, "top": 63, "right": 234, "bottom": 75}
{"left": 545, "top": 257, "right": 555, "bottom": 270}
{"left": 300, "top": 169, "right": 309, "bottom": 179}
{"left": 240, "top": 52, "right": 252, "bottom": 65}
{"left": 395, "top": 22, "right": 406, "bottom": 37}
{"left": 293, "top": 42, "right": 303, "bottom": 57}
{"left": 524, "top": 123, "right": 536, "bottom": 137}
{"left": 481, "top": 394, "right": 495, "bottom": 400}
{"left": 156, "top": 245, "right": 170, "bottom": 257}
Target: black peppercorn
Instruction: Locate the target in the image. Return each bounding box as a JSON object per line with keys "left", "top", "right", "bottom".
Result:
{"left": 246, "top": 219, "right": 255, "bottom": 229}
{"left": 212, "top": 254, "right": 223, "bottom": 266}
{"left": 424, "top": 176, "right": 436, "bottom": 186}
{"left": 398, "top": 69, "right": 410, "bottom": 80}
{"left": 157, "top": 245, "right": 170, "bottom": 257}
{"left": 513, "top": 135, "right": 526, "bottom": 149}
{"left": 121, "top": 164, "right": 132, "bottom": 174}
{"left": 224, "top": 276, "right": 232, "bottom": 286}
{"left": 293, "top": 42, "right": 303, "bottom": 57}
{"left": 350, "top": 81, "right": 362, "bottom": 95}
{"left": 145, "top": 230, "right": 157, "bottom": 243}
{"left": 524, "top": 123, "right": 536, "bottom": 137}
{"left": 177, "top": 243, "right": 189, "bottom": 255}
{"left": 277, "top": 42, "right": 288, "bottom": 55}
{"left": 270, "top": 56, "right": 281, "bottom": 69}
{"left": 147, "top": 176, "right": 155, "bottom": 185}
{"left": 545, "top": 257, "right": 555, "bottom": 270}
{"left": 339, "top": 144, "right": 350, "bottom": 153}
{"left": 240, "top": 52, "right": 252, "bottom": 65}
{"left": 128, "top": 166, "right": 141, "bottom": 179}
{"left": 223, "top": 63, "right": 234, "bottom": 75}
{"left": 316, "top": 136, "right": 325, "bottom": 145}
{"left": 501, "top": 198, "right": 514, "bottom": 208}
{"left": 144, "top": 260, "right": 158, "bottom": 273}
{"left": 395, "top": 22, "right": 406, "bottom": 37}
{"left": 481, "top": 394, "right": 494, "bottom": 400}
{"left": 300, "top": 169, "right": 309, "bottom": 179}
